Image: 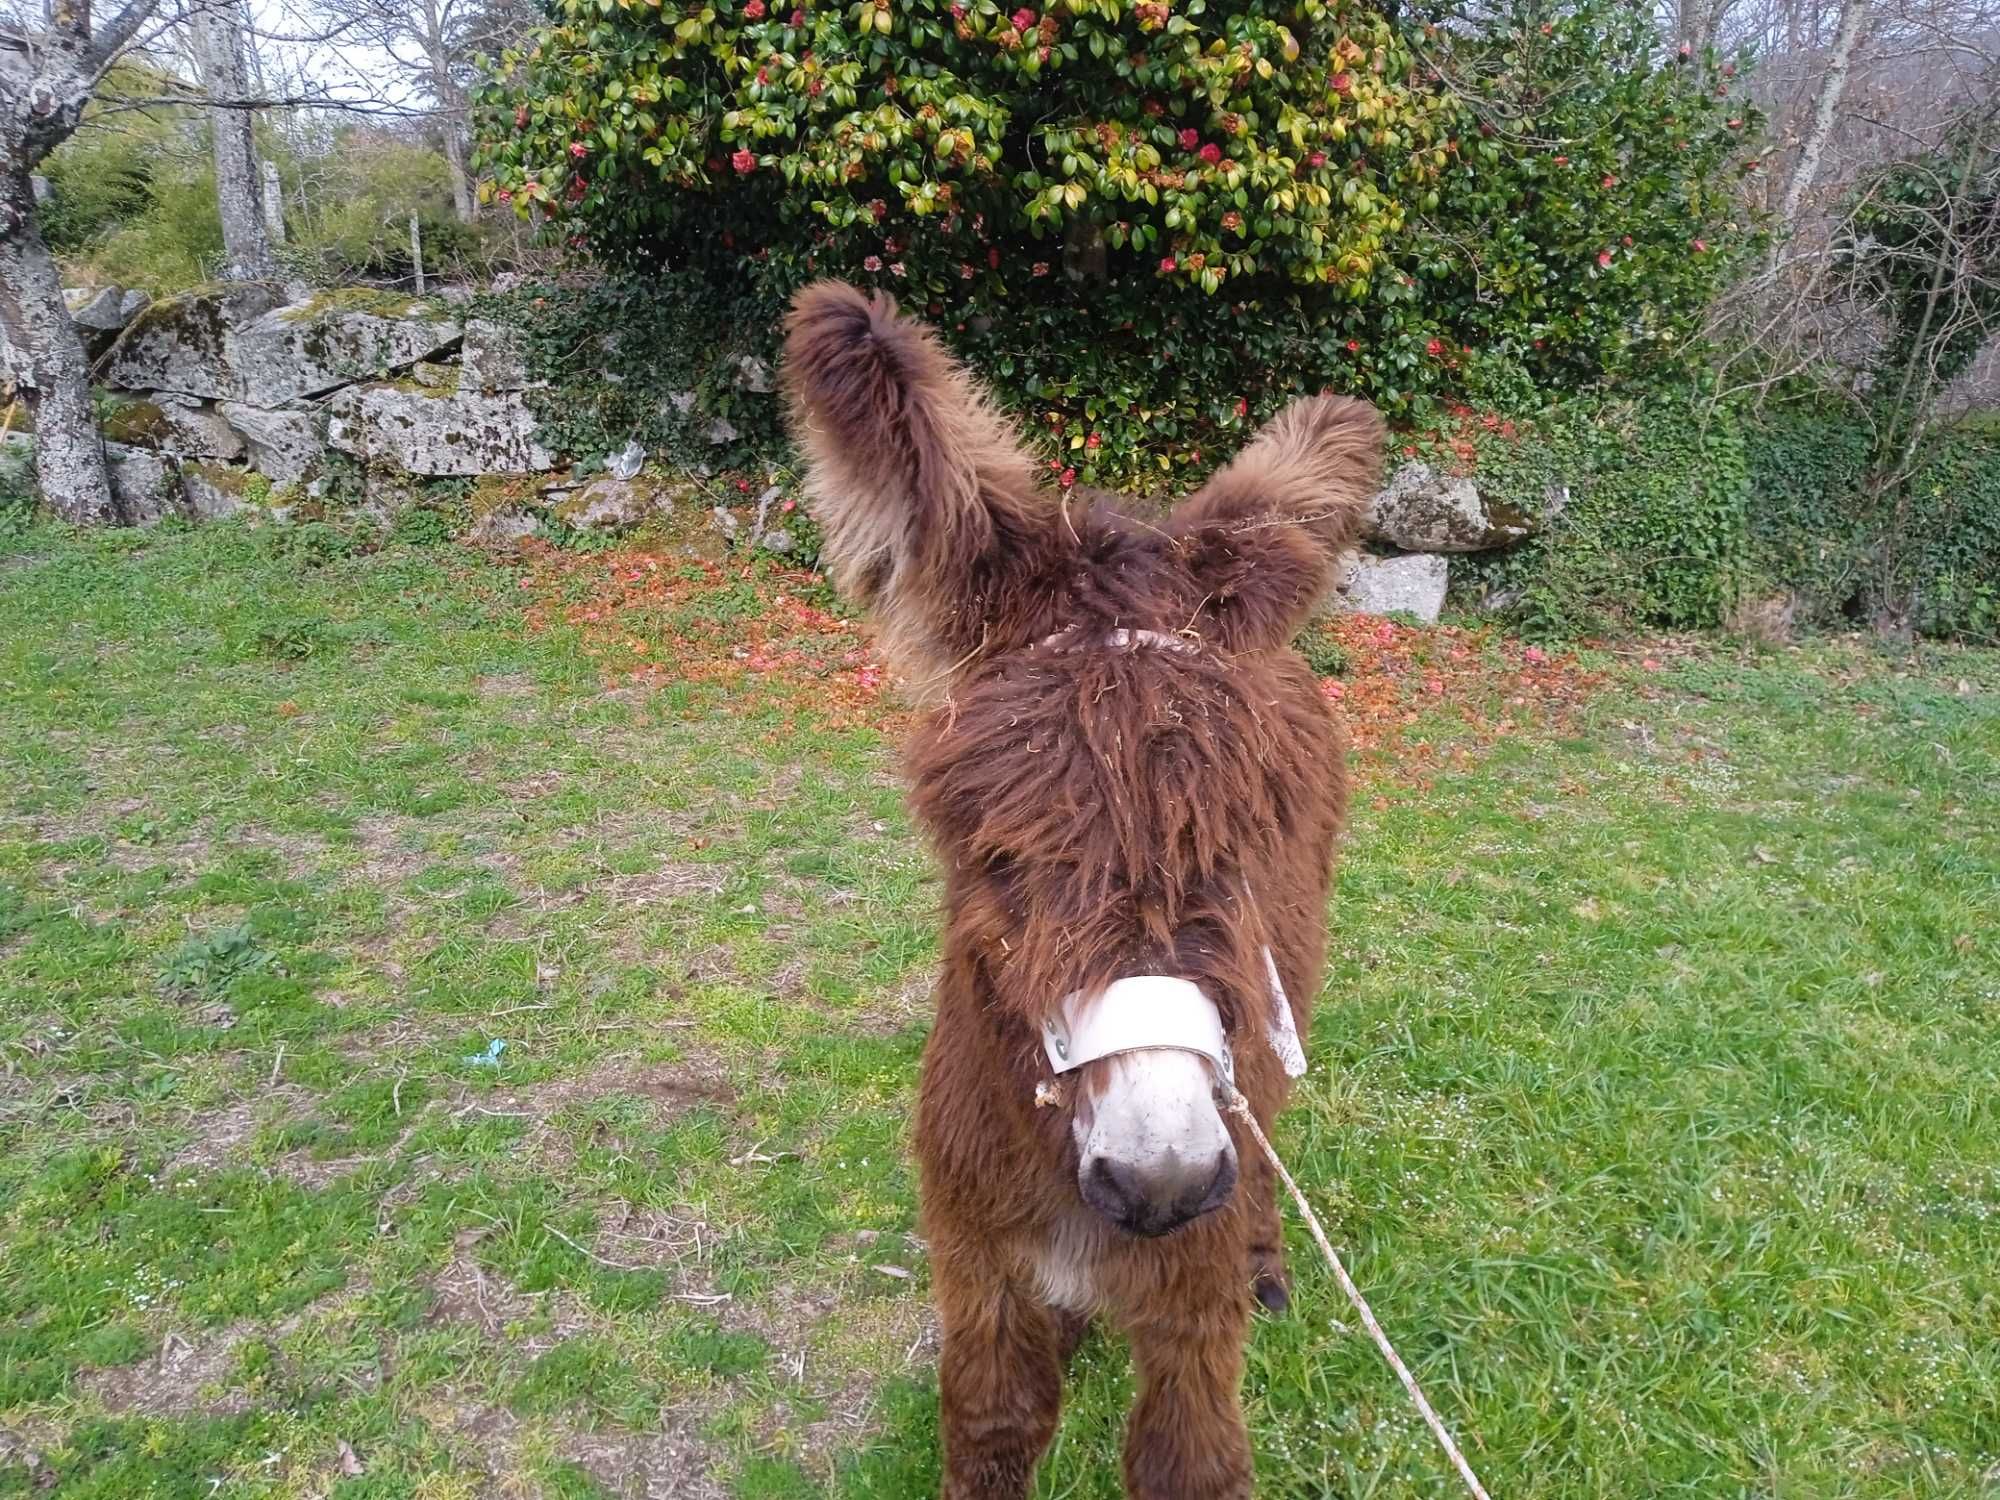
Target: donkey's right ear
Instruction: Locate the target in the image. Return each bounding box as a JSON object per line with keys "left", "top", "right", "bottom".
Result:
{"left": 782, "top": 282, "right": 1049, "bottom": 684}
{"left": 1168, "top": 394, "right": 1385, "bottom": 652}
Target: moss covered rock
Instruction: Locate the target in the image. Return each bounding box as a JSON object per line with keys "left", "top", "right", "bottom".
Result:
{"left": 325, "top": 383, "right": 552, "bottom": 476}
{"left": 102, "top": 287, "right": 462, "bottom": 405}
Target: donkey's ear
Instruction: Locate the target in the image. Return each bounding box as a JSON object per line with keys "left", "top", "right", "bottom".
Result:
{"left": 1169, "top": 395, "right": 1385, "bottom": 652}
{"left": 783, "top": 282, "right": 1048, "bottom": 685}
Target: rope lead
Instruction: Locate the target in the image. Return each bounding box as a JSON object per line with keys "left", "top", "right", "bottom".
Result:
{"left": 1220, "top": 1086, "right": 1494, "bottom": 1500}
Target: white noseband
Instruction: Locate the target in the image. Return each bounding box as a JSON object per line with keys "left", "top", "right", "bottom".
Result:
{"left": 1041, "top": 975, "right": 1234, "bottom": 1085}
{"left": 1039, "top": 953, "right": 1307, "bottom": 1087}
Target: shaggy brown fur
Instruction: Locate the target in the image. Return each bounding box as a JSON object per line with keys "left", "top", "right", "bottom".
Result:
{"left": 783, "top": 281, "right": 1384, "bottom": 1499}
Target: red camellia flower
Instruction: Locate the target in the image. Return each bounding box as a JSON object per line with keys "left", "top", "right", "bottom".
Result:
{"left": 1426, "top": 337, "right": 1444, "bottom": 356}
{"left": 570, "top": 141, "right": 588, "bottom": 158}
{"left": 961, "top": 263, "right": 976, "bottom": 280}
{"left": 1308, "top": 151, "right": 1326, "bottom": 168}
{"left": 755, "top": 67, "right": 769, "bottom": 84}
{"left": 1692, "top": 238, "right": 1708, "bottom": 253}
{"left": 1198, "top": 142, "right": 1222, "bottom": 164}
{"left": 1597, "top": 249, "right": 1613, "bottom": 268}
{"left": 1086, "top": 431, "right": 1101, "bottom": 449}
{"left": 744, "top": 0, "right": 766, "bottom": 15}
{"left": 863, "top": 254, "right": 883, "bottom": 271}
{"left": 1345, "top": 338, "right": 1359, "bottom": 352}
{"left": 1602, "top": 173, "right": 1617, "bottom": 189}
{"left": 497, "top": 188, "right": 513, "bottom": 203}
{"left": 1553, "top": 154, "right": 1568, "bottom": 165}
{"left": 870, "top": 199, "right": 887, "bottom": 221}
{"left": 731, "top": 148, "right": 757, "bottom": 173}
{"left": 1032, "top": 261, "right": 1050, "bottom": 276}
{"left": 1059, "top": 467, "right": 1076, "bottom": 488}
{"left": 1179, "top": 127, "right": 1200, "bottom": 150}
{"left": 791, "top": 7, "right": 804, "bottom": 20}
{"left": 1011, "top": 7, "right": 1035, "bottom": 29}
{"left": 1331, "top": 71, "right": 1352, "bottom": 93}
{"left": 1234, "top": 397, "right": 1248, "bottom": 417}
{"left": 1159, "top": 255, "right": 1177, "bottom": 273}
{"left": 890, "top": 261, "right": 906, "bottom": 277}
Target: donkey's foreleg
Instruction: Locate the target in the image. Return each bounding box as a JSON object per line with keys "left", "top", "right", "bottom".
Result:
{"left": 1246, "top": 1148, "right": 1291, "bottom": 1314}
{"left": 935, "top": 1255, "right": 1069, "bottom": 1500}
{"left": 1122, "top": 1301, "right": 1254, "bottom": 1500}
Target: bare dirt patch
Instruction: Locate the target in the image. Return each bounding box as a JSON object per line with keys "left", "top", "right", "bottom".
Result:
{"left": 160, "top": 1083, "right": 317, "bottom": 1177}
{"left": 350, "top": 812, "right": 430, "bottom": 888}
{"left": 78, "top": 1325, "right": 257, "bottom": 1419}
{"left": 563, "top": 1425, "right": 731, "bottom": 1500}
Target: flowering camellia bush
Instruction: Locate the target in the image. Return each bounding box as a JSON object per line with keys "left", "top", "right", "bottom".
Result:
{"left": 478, "top": 0, "right": 1448, "bottom": 294}
{"left": 1419, "top": 0, "right": 1761, "bottom": 388}
{"left": 473, "top": 0, "right": 1755, "bottom": 492}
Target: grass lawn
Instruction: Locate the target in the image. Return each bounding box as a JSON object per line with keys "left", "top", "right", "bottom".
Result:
{"left": 1, "top": 517, "right": 1996, "bottom": 1499}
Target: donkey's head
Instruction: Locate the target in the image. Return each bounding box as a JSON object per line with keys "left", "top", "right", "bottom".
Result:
{"left": 785, "top": 283, "right": 1381, "bottom": 1236}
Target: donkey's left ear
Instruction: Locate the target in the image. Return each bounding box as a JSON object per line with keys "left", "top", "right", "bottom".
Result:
{"left": 1168, "top": 394, "right": 1385, "bottom": 652}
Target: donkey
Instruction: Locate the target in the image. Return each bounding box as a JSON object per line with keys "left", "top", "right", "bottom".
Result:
{"left": 783, "top": 282, "right": 1384, "bottom": 1499}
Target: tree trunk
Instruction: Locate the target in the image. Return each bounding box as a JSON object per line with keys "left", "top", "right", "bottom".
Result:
{"left": 441, "top": 120, "right": 474, "bottom": 223}
{"left": 1777, "top": 0, "right": 1870, "bottom": 226}
{"left": 0, "top": 166, "right": 116, "bottom": 523}
{"left": 190, "top": 0, "right": 274, "bottom": 281}
{"left": 430, "top": 33, "right": 475, "bottom": 225}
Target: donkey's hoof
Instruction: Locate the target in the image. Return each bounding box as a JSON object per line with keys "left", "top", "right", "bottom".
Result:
{"left": 1253, "top": 1268, "right": 1291, "bottom": 1314}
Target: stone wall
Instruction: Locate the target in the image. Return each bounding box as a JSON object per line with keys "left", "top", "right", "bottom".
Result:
{"left": 52, "top": 284, "right": 1538, "bottom": 621}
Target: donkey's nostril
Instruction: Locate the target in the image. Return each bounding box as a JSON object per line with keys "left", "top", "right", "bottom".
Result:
{"left": 1080, "top": 1146, "right": 1237, "bottom": 1237}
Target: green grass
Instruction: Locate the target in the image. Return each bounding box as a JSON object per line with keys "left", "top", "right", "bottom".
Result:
{"left": 2, "top": 519, "right": 1997, "bottom": 1497}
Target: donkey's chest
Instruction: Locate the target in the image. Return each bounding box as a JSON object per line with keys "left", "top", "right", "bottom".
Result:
{"left": 1027, "top": 1209, "right": 1111, "bottom": 1313}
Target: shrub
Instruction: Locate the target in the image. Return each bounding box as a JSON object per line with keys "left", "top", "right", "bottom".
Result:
{"left": 0, "top": 443, "right": 38, "bottom": 540}
{"left": 1739, "top": 398, "right": 1872, "bottom": 624}
{"left": 1905, "top": 419, "right": 2000, "bottom": 641}
{"left": 1449, "top": 395, "right": 1750, "bottom": 635}
{"left": 473, "top": 0, "right": 1754, "bottom": 489}
{"left": 281, "top": 133, "right": 503, "bottom": 287}
{"left": 1419, "top": 0, "right": 1762, "bottom": 392}
{"left": 1744, "top": 402, "right": 2000, "bottom": 642}
{"left": 471, "top": 273, "right": 790, "bottom": 474}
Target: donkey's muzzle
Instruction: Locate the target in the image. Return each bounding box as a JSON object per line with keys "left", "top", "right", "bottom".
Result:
{"left": 1081, "top": 1141, "right": 1238, "bottom": 1237}
{"left": 1073, "top": 1047, "right": 1238, "bottom": 1236}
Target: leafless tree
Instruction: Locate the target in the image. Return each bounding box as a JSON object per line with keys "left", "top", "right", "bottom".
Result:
{"left": 1706, "top": 0, "right": 1997, "bottom": 629}
{"left": 301, "top": 0, "right": 535, "bottom": 221}
{"left": 0, "top": 0, "right": 180, "bottom": 521}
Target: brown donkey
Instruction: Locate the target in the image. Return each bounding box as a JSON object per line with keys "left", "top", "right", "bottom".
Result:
{"left": 783, "top": 282, "right": 1384, "bottom": 1499}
